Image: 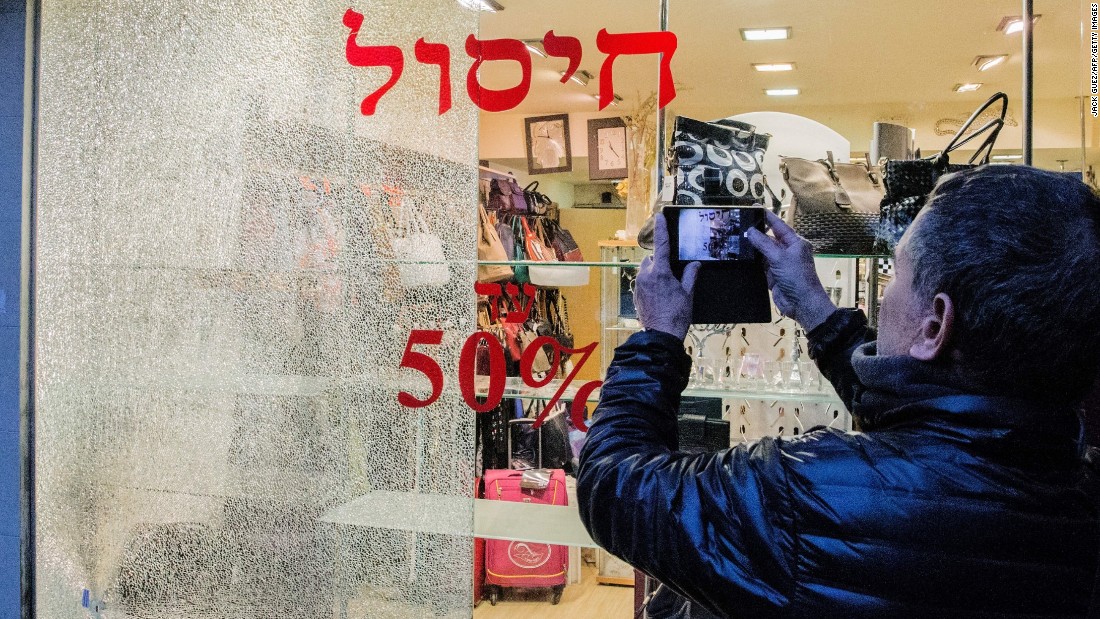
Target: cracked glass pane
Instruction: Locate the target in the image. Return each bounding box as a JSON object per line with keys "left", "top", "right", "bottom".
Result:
{"left": 35, "top": 1, "right": 479, "bottom": 617}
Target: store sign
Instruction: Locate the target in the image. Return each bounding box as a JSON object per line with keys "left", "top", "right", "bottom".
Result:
{"left": 343, "top": 8, "right": 678, "bottom": 114}
{"left": 397, "top": 282, "right": 602, "bottom": 432}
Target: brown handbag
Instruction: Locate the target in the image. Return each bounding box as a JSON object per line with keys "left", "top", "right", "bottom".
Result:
{"left": 780, "top": 152, "right": 884, "bottom": 255}
{"left": 478, "top": 203, "right": 514, "bottom": 283}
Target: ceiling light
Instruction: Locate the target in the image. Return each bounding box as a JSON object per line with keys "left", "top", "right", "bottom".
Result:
{"left": 992, "top": 154, "right": 1023, "bottom": 160}
{"left": 456, "top": 0, "right": 503, "bottom": 11}
{"left": 752, "top": 63, "right": 795, "bottom": 72}
{"left": 592, "top": 93, "right": 624, "bottom": 106}
{"left": 562, "top": 69, "right": 592, "bottom": 87}
{"left": 740, "top": 28, "right": 791, "bottom": 41}
{"left": 974, "top": 55, "right": 1008, "bottom": 71}
{"left": 522, "top": 39, "right": 546, "bottom": 58}
{"left": 997, "top": 15, "right": 1041, "bottom": 35}
{"left": 765, "top": 88, "right": 799, "bottom": 96}
{"left": 953, "top": 83, "right": 983, "bottom": 93}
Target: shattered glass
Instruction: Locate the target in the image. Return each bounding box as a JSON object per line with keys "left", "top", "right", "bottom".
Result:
{"left": 35, "top": 1, "right": 479, "bottom": 616}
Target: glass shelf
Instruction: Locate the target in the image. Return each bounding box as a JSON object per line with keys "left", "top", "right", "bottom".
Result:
{"left": 478, "top": 260, "right": 641, "bottom": 268}
{"left": 478, "top": 376, "right": 842, "bottom": 405}
{"left": 603, "top": 325, "right": 643, "bottom": 333}
{"left": 319, "top": 491, "right": 599, "bottom": 548}
{"left": 814, "top": 253, "right": 891, "bottom": 259}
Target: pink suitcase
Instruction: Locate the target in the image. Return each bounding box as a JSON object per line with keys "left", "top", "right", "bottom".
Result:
{"left": 482, "top": 419, "right": 568, "bottom": 605}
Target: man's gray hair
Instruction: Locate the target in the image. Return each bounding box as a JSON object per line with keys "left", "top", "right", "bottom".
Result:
{"left": 905, "top": 166, "right": 1100, "bottom": 404}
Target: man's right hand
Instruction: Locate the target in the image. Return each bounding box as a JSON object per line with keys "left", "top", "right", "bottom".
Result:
{"left": 745, "top": 211, "right": 837, "bottom": 332}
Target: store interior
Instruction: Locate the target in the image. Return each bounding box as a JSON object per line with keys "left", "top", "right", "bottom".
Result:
{"left": 471, "top": 0, "right": 1092, "bottom": 615}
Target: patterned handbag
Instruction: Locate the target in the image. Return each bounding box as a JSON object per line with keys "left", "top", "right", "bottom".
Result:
{"left": 639, "top": 116, "right": 775, "bottom": 249}
{"left": 781, "top": 152, "right": 884, "bottom": 255}
{"left": 875, "top": 92, "right": 1007, "bottom": 252}
{"left": 671, "top": 116, "right": 770, "bottom": 205}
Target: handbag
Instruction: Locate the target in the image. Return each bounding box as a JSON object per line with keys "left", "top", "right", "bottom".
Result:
{"left": 477, "top": 204, "right": 513, "bottom": 283}
{"left": 523, "top": 181, "right": 552, "bottom": 216}
{"left": 875, "top": 92, "right": 1007, "bottom": 252}
{"left": 490, "top": 177, "right": 528, "bottom": 212}
{"left": 511, "top": 217, "right": 529, "bottom": 284}
{"left": 389, "top": 198, "right": 450, "bottom": 288}
{"left": 671, "top": 116, "right": 771, "bottom": 206}
{"left": 780, "top": 152, "right": 885, "bottom": 255}
{"left": 639, "top": 116, "right": 776, "bottom": 249}
{"left": 526, "top": 219, "right": 590, "bottom": 287}
{"left": 544, "top": 219, "right": 584, "bottom": 262}
{"left": 549, "top": 292, "right": 575, "bottom": 351}
{"left": 495, "top": 213, "right": 516, "bottom": 261}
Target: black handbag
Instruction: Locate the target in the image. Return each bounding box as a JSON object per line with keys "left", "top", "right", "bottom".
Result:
{"left": 523, "top": 181, "right": 552, "bottom": 215}
{"left": 677, "top": 414, "right": 730, "bottom": 453}
{"left": 875, "top": 92, "right": 1008, "bottom": 252}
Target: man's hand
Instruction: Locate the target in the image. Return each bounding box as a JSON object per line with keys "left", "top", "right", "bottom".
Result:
{"left": 635, "top": 214, "right": 701, "bottom": 341}
{"left": 745, "top": 210, "right": 837, "bottom": 332}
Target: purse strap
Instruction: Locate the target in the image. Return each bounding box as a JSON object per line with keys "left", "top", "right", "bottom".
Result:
{"left": 558, "top": 295, "right": 571, "bottom": 335}
{"left": 937, "top": 92, "right": 1008, "bottom": 166}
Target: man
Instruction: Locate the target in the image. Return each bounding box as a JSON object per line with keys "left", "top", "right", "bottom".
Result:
{"left": 576, "top": 166, "right": 1100, "bottom": 618}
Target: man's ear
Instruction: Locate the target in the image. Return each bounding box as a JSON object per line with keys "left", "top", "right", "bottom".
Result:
{"left": 910, "top": 293, "right": 955, "bottom": 362}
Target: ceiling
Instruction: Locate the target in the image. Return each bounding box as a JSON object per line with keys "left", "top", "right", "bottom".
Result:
{"left": 476, "top": 0, "right": 1086, "bottom": 116}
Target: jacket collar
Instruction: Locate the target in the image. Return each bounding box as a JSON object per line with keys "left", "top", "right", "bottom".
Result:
{"left": 849, "top": 343, "right": 1081, "bottom": 450}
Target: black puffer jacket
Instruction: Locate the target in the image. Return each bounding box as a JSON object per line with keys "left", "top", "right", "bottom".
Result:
{"left": 577, "top": 309, "right": 1098, "bottom": 618}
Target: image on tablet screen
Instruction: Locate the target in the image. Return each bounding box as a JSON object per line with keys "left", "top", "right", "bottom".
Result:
{"left": 677, "top": 208, "right": 754, "bottom": 261}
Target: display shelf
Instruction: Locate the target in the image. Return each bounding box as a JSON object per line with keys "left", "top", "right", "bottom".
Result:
{"left": 320, "top": 491, "right": 598, "bottom": 548}
{"left": 477, "top": 259, "right": 641, "bottom": 268}
{"left": 478, "top": 376, "right": 842, "bottom": 406}
{"left": 682, "top": 385, "right": 842, "bottom": 405}
{"left": 603, "top": 324, "right": 643, "bottom": 334}
{"left": 815, "top": 253, "right": 891, "bottom": 259}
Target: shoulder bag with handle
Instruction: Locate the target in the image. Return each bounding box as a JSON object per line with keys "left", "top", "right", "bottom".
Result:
{"left": 781, "top": 151, "right": 885, "bottom": 255}
{"left": 875, "top": 92, "right": 1008, "bottom": 252}
{"left": 544, "top": 219, "right": 584, "bottom": 262}
{"left": 389, "top": 198, "right": 450, "bottom": 288}
{"left": 526, "top": 218, "right": 590, "bottom": 287}
{"left": 523, "top": 181, "right": 551, "bottom": 216}
{"left": 638, "top": 116, "right": 778, "bottom": 249}
{"left": 511, "top": 216, "right": 529, "bottom": 284}
{"left": 478, "top": 203, "right": 514, "bottom": 283}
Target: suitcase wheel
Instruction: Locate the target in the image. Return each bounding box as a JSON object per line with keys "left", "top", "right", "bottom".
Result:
{"left": 551, "top": 585, "right": 564, "bottom": 605}
{"left": 489, "top": 587, "right": 499, "bottom": 606}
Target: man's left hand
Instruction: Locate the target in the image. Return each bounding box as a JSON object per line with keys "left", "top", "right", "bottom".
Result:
{"left": 635, "top": 214, "right": 701, "bottom": 341}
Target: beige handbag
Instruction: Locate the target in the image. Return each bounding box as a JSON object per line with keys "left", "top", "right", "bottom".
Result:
{"left": 780, "top": 152, "right": 884, "bottom": 255}
{"left": 478, "top": 203, "right": 514, "bottom": 283}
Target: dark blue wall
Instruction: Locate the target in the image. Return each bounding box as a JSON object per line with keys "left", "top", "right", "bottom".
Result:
{"left": 0, "top": 0, "right": 24, "bottom": 618}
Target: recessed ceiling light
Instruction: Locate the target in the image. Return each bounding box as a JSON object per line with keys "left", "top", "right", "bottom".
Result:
{"left": 740, "top": 28, "right": 791, "bottom": 41}
{"left": 997, "top": 15, "right": 1041, "bottom": 35}
{"left": 992, "top": 154, "right": 1023, "bottom": 160}
{"left": 562, "top": 69, "right": 593, "bottom": 87}
{"left": 522, "top": 39, "right": 546, "bottom": 58}
{"left": 974, "top": 55, "right": 1008, "bottom": 71}
{"left": 953, "top": 83, "right": 983, "bottom": 93}
{"left": 752, "top": 63, "right": 795, "bottom": 72}
{"left": 765, "top": 88, "right": 799, "bottom": 96}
